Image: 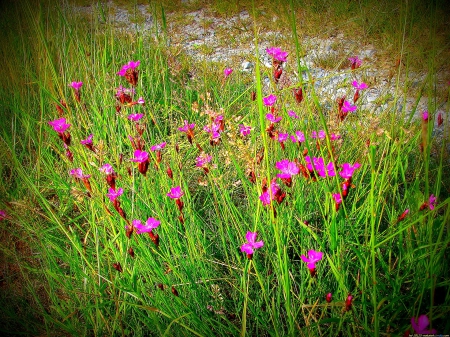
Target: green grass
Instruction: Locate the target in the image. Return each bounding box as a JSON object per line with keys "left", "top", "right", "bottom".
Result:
{"left": 0, "top": 0, "right": 449, "bottom": 336}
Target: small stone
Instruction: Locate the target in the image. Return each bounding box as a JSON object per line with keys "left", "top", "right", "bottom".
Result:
{"left": 242, "top": 61, "right": 253, "bottom": 72}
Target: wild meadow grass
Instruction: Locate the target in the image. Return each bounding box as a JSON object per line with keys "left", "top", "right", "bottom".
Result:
{"left": 0, "top": 0, "right": 449, "bottom": 336}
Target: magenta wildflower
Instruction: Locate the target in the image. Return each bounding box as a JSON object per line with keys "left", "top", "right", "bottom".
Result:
{"left": 70, "top": 168, "right": 90, "bottom": 179}
{"left": 351, "top": 81, "right": 368, "bottom": 90}
{"left": 288, "top": 110, "right": 299, "bottom": 119}
{"left": 266, "top": 113, "right": 282, "bottom": 123}
{"left": 345, "top": 295, "right": 353, "bottom": 311}
{"left": 300, "top": 249, "right": 323, "bottom": 276}
{"left": 239, "top": 125, "right": 251, "bottom": 137}
{"left": 240, "top": 231, "right": 264, "bottom": 259}
{"left": 224, "top": 68, "right": 233, "bottom": 78}
{"left": 178, "top": 120, "right": 196, "bottom": 132}
{"left": 70, "top": 81, "right": 83, "bottom": 90}
{"left": 278, "top": 133, "right": 289, "bottom": 142}
{"left": 291, "top": 131, "right": 305, "bottom": 143}
{"left": 130, "top": 149, "right": 149, "bottom": 163}
{"left": 276, "top": 159, "right": 300, "bottom": 179}
{"left": 266, "top": 47, "right": 288, "bottom": 62}
{"left": 70, "top": 168, "right": 92, "bottom": 192}
{"left": 178, "top": 120, "right": 195, "bottom": 144}
{"left": 331, "top": 133, "right": 341, "bottom": 140}
{"left": 137, "top": 97, "right": 145, "bottom": 105}
{"left": 411, "top": 315, "right": 436, "bottom": 334}
{"left": 117, "top": 60, "right": 140, "bottom": 76}
{"left": 118, "top": 60, "right": 140, "bottom": 86}
{"left": 342, "top": 101, "right": 357, "bottom": 113}
{"left": 107, "top": 187, "right": 123, "bottom": 202}
{"left": 305, "top": 156, "right": 335, "bottom": 178}
{"left": 133, "top": 217, "right": 161, "bottom": 234}
{"left": 150, "top": 142, "right": 167, "bottom": 152}
{"left": 263, "top": 94, "right": 277, "bottom": 106}
{"left": 339, "top": 163, "right": 361, "bottom": 179}
{"left": 326, "top": 293, "right": 332, "bottom": 303}
{"left": 259, "top": 192, "right": 271, "bottom": 206}
{"left": 203, "top": 122, "right": 222, "bottom": 140}
{"left": 397, "top": 209, "right": 409, "bottom": 222}
{"left": 332, "top": 193, "right": 342, "bottom": 211}
{"left": 422, "top": 110, "right": 429, "bottom": 121}
{"left": 348, "top": 56, "right": 362, "bottom": 70}
{"left": 196, "top": 153, "right": 212, "bottom": 167}
{"left": 167, "top": 186, "right": 184, "bottom": 199}
{"left": 80, "top": 134, "right": 93, "bottom": 145}
{"left": 49, "top": 118, "right": 71, "bottom": 133}
{"left": 128, "top": 113, "right": 144, "bottom": 121}
{"left": 428, "top": 194, "right": 437, "bottom": 210}
{"left": 311, "top": 130, "right": 326, "bottom": 139}
{"left": 168, "top": 186, "right": 184, "bottom": 212}
{"left": 130, "top": 149, "right": 149, "bottom": 176}
{"left": 0, "top": 210, "right": 7, "bottom": 220}
{"left": 100, "top": 163, "right": 114, "bottom": 175}
{"left": 100, "top": 164, "right": 117, "bottom": 190}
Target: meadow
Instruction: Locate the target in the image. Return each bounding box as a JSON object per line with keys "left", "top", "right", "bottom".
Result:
{"left": 0, "top": 0, "right": 449, "bottom": 336}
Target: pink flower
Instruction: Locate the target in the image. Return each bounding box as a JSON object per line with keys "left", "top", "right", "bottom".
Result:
{"left": 239, "top": 125, "right": 251, "bottom": 136}
{"left": 136, "top": 97, "right": 145, "bottom": 105}
{"left": 128, "top": 113, "right": 144, "bottom": 121}
{"left": 196, "top": 153, "right": 212, "bottom": 167}
{"left": 107, "top": 187, "right": 123, "bottom": 202}
{"left": 266, "top": 113, "right": 282, "bottom": 123}
{"left": 266, "top": 47, "right": 288, "bottom": 62}
{"left": 330, "top": 133, "right": 341, "bottom": 140}
{"left": 276, "top": 159, "right": 300, "bottom": 179}
{"left": 278, "top": 132, "right": 289, "bottom": 142}
{"left": 305, "top": 156, "right": 335, "bottom": 177}
{"left": 167, "top": 186, "right": 184, "bottom": 199}
{"left": 203, "top": 122, "right": 222, "bottom": 139}
{"left": 100, "top": 163, "right": 114, "bottom": 175}
{"left": 300, "top": 249, "right": 323, "bottom": 270}
{"left": 348, "top": 56, "right": 362, "bottom": 69}
{"left": 351, "top": 81, "right": 368, "bottom": 90}
{"left": 48, "top": 118, "right": 71, "bottom": 133}
{"left": 326, "top": 293, "right": 332, "bottom": 303}
{"left": 259, "top": 192, "right": 271, "bottom": 206}
{"left": 130, "top": 150, "right": 149, "bottom": 163}
{"left": 80, "top": 134, "right": 93, "bottom": 145}
{"left": 117, "top": 60, "right": 140, "bottom": 76}
{"left": 150, "top": 142, "right": 167, "bottom": 152}
{"left": 178, "top": 120, "right": 196, "bottom": 132}
{"left": 70, "top": 168, "right": 91, "bottom": 179}
{"left": 133, "top": 217, "right": 161, "bottom": 234}
{"left": 0, "top": 210, "right": 7, "bottom": 220}
{"left": 342, "top": 101, "right": 357, "bottom": 113}
{"left": 332, "top": 193, "right": 342, "bottom": 204}
{"left": 287, "top": 110, "right": 299, "bottom": 119}
{"left": 311, "top": 130, "right": 326, "bottom": 139}
{"left": 411, "top": 315, "right": 437, "bottom": 334}
{"left": 339, "top": 163, "right": 361, "bottom": 179}
{"left": 240, "top": 231, "right": 264, "bottom": 255}
{"left": 263, "top": 94, "right": 277, "bottom": 106}
{"left": 422, "top": 110, "right": 429, "bottom": 121}
{"left": 224, "top": 68, "right": 233, "bottom": 77}
{"left": 70, "top": 81, "right": 83, "bottom": 90}
{"left": 428, "top": 194, "right": 437, "bottom": 210}
{"left": 291, "top": 131, "right": 305, "bottom": 143}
